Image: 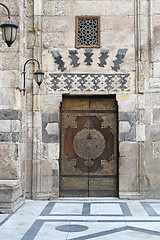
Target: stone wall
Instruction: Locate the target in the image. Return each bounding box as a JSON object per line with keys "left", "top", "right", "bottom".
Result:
{"left": 26, "top": 0, "right": 139, "bottom": 199}
{"left": 1, "top": 0, "right": 160, "bottom": 213}
{"left": 25, "top": 0, "right": 160, "bottom": 200}
{"left": 0, "top": 0, "right": 27, "bottom": 212}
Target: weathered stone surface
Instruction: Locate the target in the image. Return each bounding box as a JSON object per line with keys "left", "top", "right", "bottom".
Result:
{"left": 42, "top": 113, "right": 59, "bottom": 143}
{"left": 153, "top": 108, "right": 160, "bottom": 124}
{"left": 136, "top": 124, "right": 145, "bottom": 141}
{"left": 119, "top": 121, "right": 131, "bottom": 133}
{"left": 119, "top": 112, "right": 136, "bottom": 141}
{"left": 153, "top": 141, "right": 160, "bottom": 156}
{"left": 2, "top": 0, "right": 160, "bottom": 207}
{"left": 116, "top": 95, "right": 137, "bottom": 112}
{"left": 46, "top": 123, "right": 59, "bottom": 135}
{"left": 146, "top": 126, "right": 160, "bottom": 141}
{"left": 0, "top": 180, "right": 24, "bottom": 213}
{"left": 119, "top": 142, "right": 138, "bottom": 158}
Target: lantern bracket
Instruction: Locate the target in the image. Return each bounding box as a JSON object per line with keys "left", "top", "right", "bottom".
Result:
{"left": 0, "top": 3, "right": 11, "bottom": 19}
{"left": 22, "top": 59, "right": 44, "bottom": 96}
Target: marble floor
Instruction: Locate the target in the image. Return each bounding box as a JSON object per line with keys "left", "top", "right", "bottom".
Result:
{"left": 1, "top": 199, "right": 160, "bottom": 239}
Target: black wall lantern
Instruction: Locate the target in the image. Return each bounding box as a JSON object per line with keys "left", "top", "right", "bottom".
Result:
{"left": 0, "top": 3, "right": 18, "bottom": 47}
{"left": 22, "top": 59, "right": 44, "bottom": 95}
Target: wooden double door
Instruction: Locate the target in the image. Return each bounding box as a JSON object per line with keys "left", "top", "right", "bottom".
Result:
{"left": 60, "top": 95, "right": 118, "bottom": 197}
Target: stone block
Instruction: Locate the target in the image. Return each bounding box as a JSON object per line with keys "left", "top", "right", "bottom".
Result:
{"left": 0, "top": 53, "right": 19, "bottom": 70}
{"left": 0, "top": 120, "right": 11, "bottom": 132}
{"left": 141, "top": 174, "right": 159, "bottom": 192}
{"left": 43, "top": 1, "right": 75, "bottom": 16}
{"left": 136, "top": 124, "right": 145, "bottom": 141}
{"left": 42, "top": 113, "right": 59, "bottom": 143}
{"left": 0, "top": 70, "right": 19, "bottom": 87}
{"left": 146, "top": 126, "right": 160, "bottom": 141}
{"left": 34, "top": 0, "right": 42, "bottom": 16}
{"left": 116, "top": 94, "right": 137, "bottom": 112}
{"left": 33, "top": 127, "right": 42, "bottom": 143}
{"left": 0, "top": 89, "right": 18, "bottom": 109}
{"left": 0, "top": 180, "right": 24, "bottom": 213}
{"left": 33, "top": 95, "right": 41, "bottom": 111}
{"left": 41, "top": 161, "right": 52, "bottom": 176}
{"left": 102, "top": 15, "right": 134, "bottom": 31}
{"left": 102, "top": 31, "right": 134, "bottom": 48}
{"left": 144, "top": 156, "right": 160, "bottom": 174}
{"left": 153, "top": 141, "right": 160, "bottom": 156}
{"left": 1, "top": 0, "right": 20, "bottom": 16}
{"left": 111, "top": 0, "right": 134, "bottom": 16}
{"left": 40, "top": 94, "right": 62, "bottom": 114}
{"left": 48, "top": 143, "right": 59, "bottom": 160}
{"left": 33, "top": 112, "right": 42, "bottom": 127}
{"left": 27, "top": 31, "right": 35, "bottom": 49}
{"left": 153, "top": 108, "right": 160, "bottom": 124}
{"left": 42, "top": 50, "right": 55, "bottom": 72}
{"left": 119, "top": 157, "right": 137, "bottom": 175}
{"left": 46, "top": 123, "right": 59, "bottom": 135}
{"left": 119, "top": 121, "right": 131, "bottom": 133}
{"left": 52, "top": 169, "right": 58, "bottom": 177}
{"left": 149, "top": 78, "right": 160, "bottom": 89}
{"left": 0, "top": 110, "right": 22, "bottom": 121}
{"left": 119, "top": 112, "right": 136, "bottom": 141}
{"left": 46, "top": 1, "right": 110, "bottom": 17}
{"left": 138, "top": 94, "right": 145, "bottom": 108}
{"left": 153, "top": 63, "right": 160, "bottom": 77}
{"left": 153, "top": 0, "right": 160, "bottom": 14}
{"left": 119, "top": 142, "right": 138, "bottom": 158}
{"left": 11, "top": 120, "right": 21, "bottom": 133}
{"left": 137, "top": 109, "right": 145, "bottom": 124}
{"left": 153, "top": 47, "right": 160, "bottom": 62}
{"left": 150, "top": 93, "right": 160, "bottom": 108}
{"left": 119, "top": 175, "right": 130, "bottom": 192}
{"left": 42, "top": 16, "right": 74, "bottom": 33}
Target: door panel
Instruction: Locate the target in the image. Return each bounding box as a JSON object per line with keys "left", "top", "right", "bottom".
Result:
{"left": 60, "top": 95, "right": 118, "bottom": 197}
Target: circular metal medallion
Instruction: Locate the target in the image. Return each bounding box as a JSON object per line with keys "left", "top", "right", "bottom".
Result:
{"left": 73, "top": 129, "right": 105, "bottom": 160}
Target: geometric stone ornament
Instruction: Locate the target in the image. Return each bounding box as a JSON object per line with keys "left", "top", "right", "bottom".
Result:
{"left": 112, "top": 49, "right": 128, "bottom": 72}
{"left": 49, "top": 73, "right": 131, "bottom": 93}
{"left": 51, "top": 50, "right": 67, "bottom": 72}
{"left": 76, "top": 17, "right": 99, "bottom": 47}
{"left": 55, "top": 224, "right": 88, "bottom": 232}
{"left": 51, "top": 48, "right": 129, "bottom": 71}
{"left": 119, "top": 121, "right": 131, "bottom": 133}
{"left": 98, "top": 49, "right": 109, "bottom": 67}
{"left": 119, "top": 112, "right": 136, "bottom": 142}
{"left": 42, "top": 114, "right": 59, "bottom": 143}
{"left": 46, "top": 123, "right": 59, "bottom": 135}
{"left": 21, "top": 220, "right": 160, "bottom": 240}
{"left": 68, "top": 50, "right": 80, "bottom": 68}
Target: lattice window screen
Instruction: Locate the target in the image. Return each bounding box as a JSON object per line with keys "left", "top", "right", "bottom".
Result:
{"left": 76, "top": 16, "right": 100, "bottom": 48}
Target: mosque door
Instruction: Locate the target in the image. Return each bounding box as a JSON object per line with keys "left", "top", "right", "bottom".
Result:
{"left": 60, "top": 95, "right": 118, "bottom": 197}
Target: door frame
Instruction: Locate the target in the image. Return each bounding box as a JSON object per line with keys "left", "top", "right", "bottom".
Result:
{"left": 59, "top": 94, "right": 119, "bottom": 197}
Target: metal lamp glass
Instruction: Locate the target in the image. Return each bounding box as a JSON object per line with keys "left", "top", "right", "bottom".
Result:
{"left": 1, "top": 19, "right": 18, "bottom": 47}
{"left": 0, "top": 3, "right": 18, "bottom": 47}
{"left": 34, "top": 69, "right": 44, "bottom": 87}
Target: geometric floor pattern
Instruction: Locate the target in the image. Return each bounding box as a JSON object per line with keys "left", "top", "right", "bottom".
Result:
{"left": 1, "top": 199, "right": 160, "bottom": 240}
